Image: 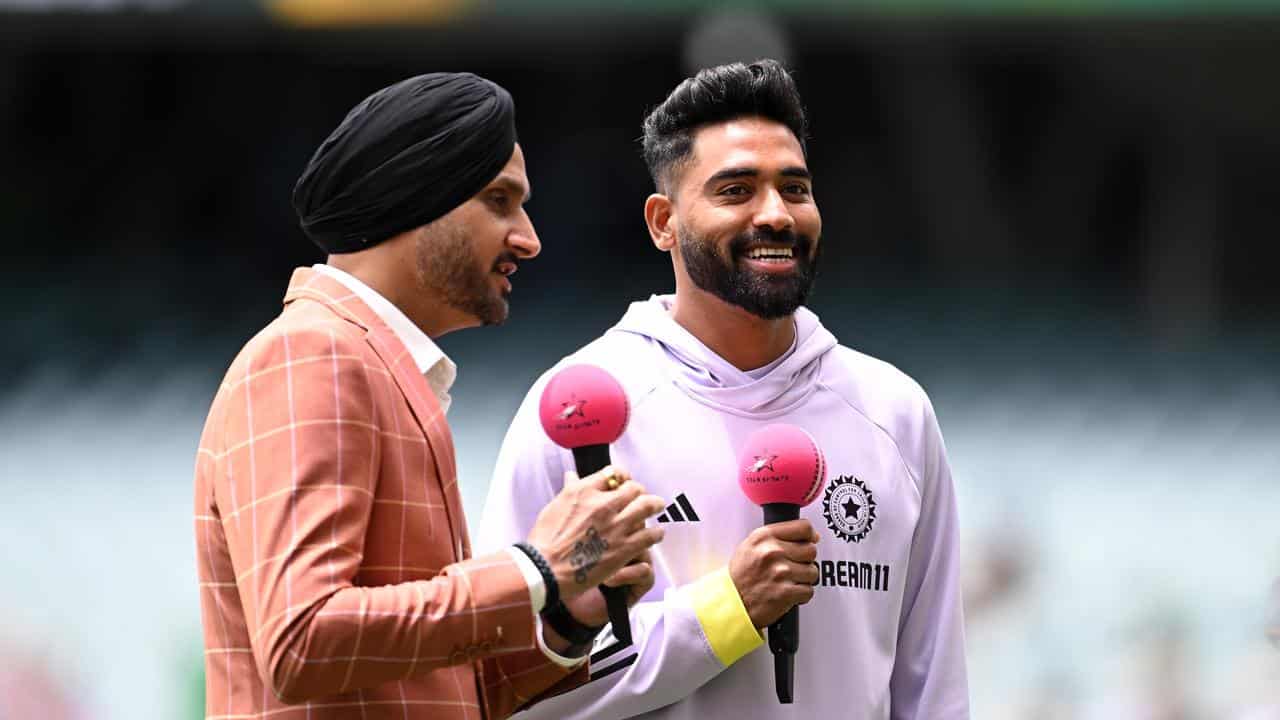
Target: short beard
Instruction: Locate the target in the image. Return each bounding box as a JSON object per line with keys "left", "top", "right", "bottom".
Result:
{"left": 678, "top": 225, "right": 819, "bottom": 319}
{"left": 414, "top": 219, "right": 511, "bottom": 327}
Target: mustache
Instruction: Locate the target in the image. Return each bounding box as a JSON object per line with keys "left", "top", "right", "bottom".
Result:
{"left": 490, "top": 251, "right": 520, "bottom": 270}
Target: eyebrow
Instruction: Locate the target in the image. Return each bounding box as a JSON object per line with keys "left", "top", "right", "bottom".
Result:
{"left": 491, "top": 175, "right": 532, "bottom": 203}
{"left": 703, "top": 166, "right": 813, "bottom": 187}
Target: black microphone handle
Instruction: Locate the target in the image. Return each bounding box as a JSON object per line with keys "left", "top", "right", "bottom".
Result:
{"left": 571, "top": 445, "right": 613, "bottom": 478}
{"left": 774, "top": 652, "right": 795, "bottom": 704}
{"left": 763, "top": 502, "right": 801, "bottom": 704}
{"left": 570, "top": 444, "right": 633, "bottom": 646}
{"left": 762, "top": 502, "right": 800, "bottom": 526}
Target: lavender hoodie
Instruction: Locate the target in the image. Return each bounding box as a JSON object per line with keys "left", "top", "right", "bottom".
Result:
{"left": 478, "top": 296, "right": 969, "bottom": 719}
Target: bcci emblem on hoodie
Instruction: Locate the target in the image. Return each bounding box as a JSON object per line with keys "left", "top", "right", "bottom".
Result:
{"left": 824, "top": 475, "right": 877, "bottom": 543}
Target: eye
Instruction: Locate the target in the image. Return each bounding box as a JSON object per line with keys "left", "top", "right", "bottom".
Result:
{"left": 717, "top": 184, "right": 750, "bottom": 197}
{"left": 488, "top": 191, "right": 512, "bottom": 211}
{"left": 783, "top": 182, "right": 811, "bottom": 196}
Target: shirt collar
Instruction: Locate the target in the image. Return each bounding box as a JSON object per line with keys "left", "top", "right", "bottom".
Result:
{"left": 312, "top": 264, "right": 457, "bottom": 396}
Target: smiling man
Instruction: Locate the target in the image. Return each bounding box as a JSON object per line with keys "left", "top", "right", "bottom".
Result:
{"left": 193, "top": 73, "right": 667, "bottom": 720}
{"left": 479, "top": 60, "right": 970, "bottom": 719}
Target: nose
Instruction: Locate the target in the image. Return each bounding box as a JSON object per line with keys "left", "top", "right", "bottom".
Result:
{"left": 508, "top": 208, "right": 541, "bottom": 259}
{"left": 753, "top": 188, "right": 795, "bottom": 234}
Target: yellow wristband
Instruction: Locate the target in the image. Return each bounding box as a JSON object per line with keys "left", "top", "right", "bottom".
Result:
{"left": 683, "top": 566, "right": 764, "bottom": 668}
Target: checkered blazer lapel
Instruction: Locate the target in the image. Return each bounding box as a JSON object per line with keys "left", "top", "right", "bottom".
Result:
{"left": 282, "top": 267, "right": 470, "bottom": 560}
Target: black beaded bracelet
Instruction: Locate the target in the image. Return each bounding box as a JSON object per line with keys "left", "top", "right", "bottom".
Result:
{"left": 541, "top": 600, "right": 605, "bottom": 647}
{"left": 513, "top": 542, "right": 560, "bottom": 610}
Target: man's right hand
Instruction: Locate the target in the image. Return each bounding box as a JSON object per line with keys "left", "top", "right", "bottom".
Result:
{"left": 526, "top": 466, "right": 666, "bottom": 603}
{"left": 729, "top": 519, "right": 820, "bottom": 629}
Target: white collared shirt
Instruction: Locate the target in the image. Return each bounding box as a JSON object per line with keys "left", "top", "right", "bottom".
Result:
{"left": 313, "top": 264, "right": 581, "bottom": 667}
{"left": 313, "top": 264, "right": 458, "bottom": 414}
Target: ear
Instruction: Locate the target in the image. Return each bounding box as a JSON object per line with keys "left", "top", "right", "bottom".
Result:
{"left": 644, "top": 193, "right": 676, "bottom": 252}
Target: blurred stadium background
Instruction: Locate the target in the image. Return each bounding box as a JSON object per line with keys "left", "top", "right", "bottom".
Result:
{"left": 2, "top": 0, "right": 1279, "bottom": 718}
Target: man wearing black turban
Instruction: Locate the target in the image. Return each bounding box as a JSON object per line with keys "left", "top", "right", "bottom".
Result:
{"left": 193, "top": 73, "right": 666, "bottom": 720}
{"left": 294, "top": 71, "right": 529, "bottom": 330}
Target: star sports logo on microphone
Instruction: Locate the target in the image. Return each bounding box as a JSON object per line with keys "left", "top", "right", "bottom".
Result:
{"left": 558, "top": 397, "right": 587, "bottom": 420}
{"left": 745, "top": 452, "right": 786, "bottom": 483}
{"left": 553, "top": 395, "right": 599, "bottom": 431}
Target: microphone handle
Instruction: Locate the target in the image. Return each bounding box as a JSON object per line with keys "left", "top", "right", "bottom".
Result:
{"left": 763, "top": 503, "right": 800, "bottom": 704}
{"left": 762, "top": 502, "right": 800, "bottom": 526}
{"left": 774, "top": 652, "right": 795, "bottom": 704}
{"left": 571, "top": 444, "right": 633, "bottom": 646}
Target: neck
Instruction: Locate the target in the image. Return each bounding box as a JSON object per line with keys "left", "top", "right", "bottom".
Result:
{"left": 669, "top": 278, "right": 795, "bottom": 372}
{"left": 326, "top": 250, "right": 474, "bottom": 339}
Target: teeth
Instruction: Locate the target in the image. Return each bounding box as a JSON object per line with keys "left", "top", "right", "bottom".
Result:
{"left": 746, "top": 247, "right": 794, "bottom": 260}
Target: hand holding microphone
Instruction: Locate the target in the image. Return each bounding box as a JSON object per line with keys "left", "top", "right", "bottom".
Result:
{"left": 534, "top": 364, "right": 661, "bottom": 646}
{"left": 525, "top": 464, "right": 664, "bottom": 602}
{"left": 734, "top": 424, "right": 825, "bottom": 704}
{"left": 728, "top": 520, "right": 820, "bottom": 629}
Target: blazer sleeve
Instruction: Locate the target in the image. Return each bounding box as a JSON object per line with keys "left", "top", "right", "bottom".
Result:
{"left": 481, "top": 646, "right": 589, "bottom": 718}
{"left": 211, "top": 324, "right": 572, "bottom": 705}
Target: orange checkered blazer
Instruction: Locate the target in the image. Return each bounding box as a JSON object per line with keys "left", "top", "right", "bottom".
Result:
{"left": 195, "top": 268, "right": 584, "bottom": 719}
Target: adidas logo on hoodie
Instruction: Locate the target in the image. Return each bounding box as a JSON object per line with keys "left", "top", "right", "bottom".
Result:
{"left": 656, "top": 493, "right": 699, "bottom": 523}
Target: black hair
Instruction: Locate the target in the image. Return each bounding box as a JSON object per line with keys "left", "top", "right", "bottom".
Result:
{"left": 641, "top": 59, "right": 808, "bottom": 194}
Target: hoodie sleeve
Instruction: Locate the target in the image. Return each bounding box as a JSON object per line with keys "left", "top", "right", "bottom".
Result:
{"left": 477, "top": 380, "right": 761, "bottom": 719}
{"left": 888, "top": 392, "right": 970, "bottom": 719}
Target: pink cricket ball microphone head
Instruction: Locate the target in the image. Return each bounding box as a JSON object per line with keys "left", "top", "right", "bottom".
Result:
{"left": 737, "top": 423, "right": 826, "bottom": 511}
{"left": 538, "top": 364, "right": 630, "bottom": 450}
{"left": 736, "top": 423, "right": 826, "bottom": 705}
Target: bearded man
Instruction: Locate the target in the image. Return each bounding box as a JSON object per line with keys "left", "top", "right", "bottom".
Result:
{"left": 478, "top": 59, "right": 970, "bottom": 719}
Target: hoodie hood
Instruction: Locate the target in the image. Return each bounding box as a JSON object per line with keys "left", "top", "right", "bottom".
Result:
{"left": 608, "top": 295, "right": 838, "bottom": 417}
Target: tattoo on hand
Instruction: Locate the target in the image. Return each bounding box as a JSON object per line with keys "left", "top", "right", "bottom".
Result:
{"left": 569, "top": 527, "right": 609, "bottom": 585}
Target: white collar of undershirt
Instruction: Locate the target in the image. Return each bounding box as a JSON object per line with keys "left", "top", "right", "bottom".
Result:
{"left": 312, "top": 264, "right": 457, "bottom": 412}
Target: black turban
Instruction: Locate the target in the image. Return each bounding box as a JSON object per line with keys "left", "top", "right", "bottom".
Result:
{"left": 292, "top": 72, "right": 516, "bottom": 254}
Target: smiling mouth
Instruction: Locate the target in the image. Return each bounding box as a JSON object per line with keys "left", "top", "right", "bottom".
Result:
{"left": 742, "top": 246, "right": 795, "bottom": 263}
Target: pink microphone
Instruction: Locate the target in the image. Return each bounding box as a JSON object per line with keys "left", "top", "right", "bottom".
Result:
{"left": 737, "top": 423, "right": 826, "bottom": 704}
{"left": 538, "top": 364, "right": 634, "bottom": 644}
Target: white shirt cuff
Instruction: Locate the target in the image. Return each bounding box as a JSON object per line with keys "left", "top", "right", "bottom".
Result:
{"left": 505, "top": 547, "right": 586, "bottom": 668}
{"left": 534, "top": 614, "right": 590, "bottom": 668}
{"left": 506, "top": 546, "right": 547, "bottom": 613}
